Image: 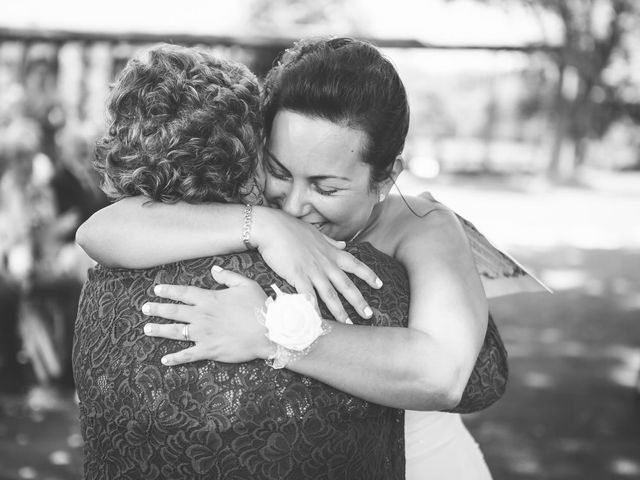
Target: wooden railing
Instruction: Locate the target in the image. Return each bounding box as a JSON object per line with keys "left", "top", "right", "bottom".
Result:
{"left": 0, "top": 26, "right": 559, "bottom": 142}
{"left": 0, "top": 26, "right": 561, "bottom": 54}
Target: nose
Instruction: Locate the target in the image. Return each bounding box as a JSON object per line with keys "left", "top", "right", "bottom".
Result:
{"left": 281, "top": 183, "right": 311, "bottom": 218}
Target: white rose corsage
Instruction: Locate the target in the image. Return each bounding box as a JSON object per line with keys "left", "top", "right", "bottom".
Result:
{"left": 258, "top": 284, "right": 332, "bottom": 369}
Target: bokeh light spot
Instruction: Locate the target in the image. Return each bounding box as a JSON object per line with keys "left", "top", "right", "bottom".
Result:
{"left": 522, "top": 371, "right": 554, "bottom": 389}
{"left": 539, "top": 269, "right": 588, "bottom": 290}
{"left": 49, "top": 450, "right": 71, "bottom": 465}
{"left": 17, "top": 466, "right": 37, "bottom": 479}
{"left": 611, "top": 458, "right": 640, "bottom": 476}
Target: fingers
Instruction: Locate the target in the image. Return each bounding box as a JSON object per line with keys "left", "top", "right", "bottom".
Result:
{"left": 321, "top": 233, "right": 346, "bottom": 250}
{"left": 144, "top": 323, "right": 210, "bottom": 366}
{"left": 153, "top": 284, "right": 209, "bottom": 305}
{"left": 143, "top": 322, "right": 191, "bottom": 341}
{"left": 327, "top": 270, "right": 373, "bottom": 320}
{"left": 155, "top": 266, "right": 257, "bottom": 307}
{"left": 309, "top": 273, "right": 352, "bottom": 324}
{"left": 291, "top": 257, "right": 375, "bottom": 323}
{"left": 210, "top": 265, "right": 255, "bottom": 288}
{"left": 160, "top": 346, "right": 207, "bottom": 366}
{"left": 336, "top": 252, "right": 383, "bottom": 290}
{"left": 142, "top": 302, "right": 192, "bottom": 323}
{"left": 292, "top": 277, "right": 320, "bottom": 314}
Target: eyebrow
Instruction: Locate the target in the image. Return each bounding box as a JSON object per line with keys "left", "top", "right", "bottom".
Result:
{"left": 265, "top": 148, "right": 351, "bottom": 182}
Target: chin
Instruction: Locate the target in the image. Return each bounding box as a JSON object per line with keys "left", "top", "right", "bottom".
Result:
{"left": 329, "top": 228, "right": 353, "bottom": 242}
{"left": 320, "top": 225, "right": 339, "bottom": 241}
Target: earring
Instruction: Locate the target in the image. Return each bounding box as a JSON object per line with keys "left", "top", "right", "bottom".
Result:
{"left": 378, "top": 193, "right": 386, "bottom": 203}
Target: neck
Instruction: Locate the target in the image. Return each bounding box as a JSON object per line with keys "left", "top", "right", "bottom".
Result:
{"left": 351, "top": 201, "right": 385, "bottom": 243}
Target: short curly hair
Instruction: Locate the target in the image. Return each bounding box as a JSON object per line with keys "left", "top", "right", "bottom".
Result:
{"left": 94, "top": 44, "right": 262, "bottom": 204}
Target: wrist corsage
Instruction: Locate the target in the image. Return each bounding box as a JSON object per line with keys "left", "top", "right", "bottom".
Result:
{"left": 258, "top": 284, "right": 332, "bottom": 369}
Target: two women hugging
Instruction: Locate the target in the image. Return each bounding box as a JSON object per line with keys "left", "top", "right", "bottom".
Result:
{"left": 73, "top": 39, "right": 533, "bottom": 479}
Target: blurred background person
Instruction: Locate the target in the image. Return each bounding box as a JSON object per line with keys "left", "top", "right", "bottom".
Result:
{"left": 0, "top": 117, "right": 54, "bottom": 391}
{"left": 0, "top": 55, "right": 107, "bottom": 391}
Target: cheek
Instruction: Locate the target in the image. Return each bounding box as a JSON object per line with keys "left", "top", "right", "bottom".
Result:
{"left": 324, "top": 197, "right": 372, "bottom": 226}
{"left": 263, "top": 176, "right": 287, "bottom": 202}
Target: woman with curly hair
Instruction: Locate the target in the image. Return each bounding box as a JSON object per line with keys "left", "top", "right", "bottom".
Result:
{"left": 93, "top": 45, "right": 262, "bottom": 205}
{"left": 76, "top": 39, "right": 524, "bottom": 478}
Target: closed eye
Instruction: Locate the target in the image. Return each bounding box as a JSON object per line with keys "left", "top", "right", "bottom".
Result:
{"left": 265, "top": 160, "right": 291, "bottom": 181}
{"left": 313, "top": 183, "right": 339, "bottom": 196}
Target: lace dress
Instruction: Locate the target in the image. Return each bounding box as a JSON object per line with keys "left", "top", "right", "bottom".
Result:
{"left": 73, "top": 242, "right": 507, "bottom": 479}
{"left": 73, "top": 243, "right": 409, "bottom": 480}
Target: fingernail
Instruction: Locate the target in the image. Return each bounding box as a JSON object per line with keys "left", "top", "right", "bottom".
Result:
{"left": 345, "top": 317, "right": 353, "bottom": 325}
{"left": 154, "top": 285, "right": 164, "bottom": 295}
{"left": 363, "top": 306, "right": 373, "bottom": 318}
{"left": 142, "top": 303, "right": 151, "bottom": 315}
{"left": 375, "top": 278, "right": 383, "bottom": 288}
{"left": 161, "top": 357, "right": 169, "bottom": 365}
{"left": 143, "top": 324, "right": 152, "bottom": 335}
{"left": 212, "top": 265, "right": 223, "bottom": 272}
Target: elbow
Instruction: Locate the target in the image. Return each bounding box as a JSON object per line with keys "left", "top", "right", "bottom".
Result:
{"left": 409, "top": 373, "right": 466, "bottom": 412}
{"left": 75, "top": 221, "right": 89, "bottom": 251}
{"left": 417, "top": 366, "right": 467, "bottom": 411}
{"left": 75, "top": 212, "right": 104, "bottom": 252}
{"left": 407, "top": 347, "right": 469, "bottom": 411}
{"left": 435, "top": 375, "right": 466, "bottom": 410}
{"left": 75, "top": 217, "right": 119, "bottom": 268}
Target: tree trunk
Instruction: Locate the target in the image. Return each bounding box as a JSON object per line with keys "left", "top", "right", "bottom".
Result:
{"left": 481, "top": 77, "right": 498, "bottom": 171}
{"left": 548, "top": 64, "right": 568, "bottom": 181}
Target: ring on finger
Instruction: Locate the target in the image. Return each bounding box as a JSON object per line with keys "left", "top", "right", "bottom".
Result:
{"left": 183, "top": 324, "right": 190, "bottom": 342}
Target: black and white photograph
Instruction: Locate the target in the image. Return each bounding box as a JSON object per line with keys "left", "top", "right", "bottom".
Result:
{"left": 0, "top": 1, "right": 639, "bottom": 479}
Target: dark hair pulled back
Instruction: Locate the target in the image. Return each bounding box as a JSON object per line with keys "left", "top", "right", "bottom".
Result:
{"left": 263, "top": 37, "right": 409, "bottom": 185}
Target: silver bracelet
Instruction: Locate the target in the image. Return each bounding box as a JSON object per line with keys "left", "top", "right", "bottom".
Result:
{"left": 242, "top": 204, "right": 254, "bottom": 250}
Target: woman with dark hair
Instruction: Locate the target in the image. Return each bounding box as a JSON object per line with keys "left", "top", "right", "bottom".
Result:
{"left": 76, "top": 38, "right": 526, "bottom": 478}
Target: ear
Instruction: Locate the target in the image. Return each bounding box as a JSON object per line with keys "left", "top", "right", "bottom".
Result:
{"left": 390, "top": 155, "right": 405, "bottom": 182}
{"left": 378, "top": 156, "right": 404, "bottom": 201}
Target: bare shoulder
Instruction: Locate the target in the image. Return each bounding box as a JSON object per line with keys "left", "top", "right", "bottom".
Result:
{"left": 385, "top": 194, "right": 461, "bottom": 235}
{"left": 372, "top": 193, "right": 467, "bottom": 258}
{"left": 388, "top": 198, "right": 475, "bottom": 281}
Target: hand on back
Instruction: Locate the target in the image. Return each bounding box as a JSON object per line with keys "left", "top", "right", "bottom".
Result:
{"left": 252, "top": 208, "right": 382, "bottom": 323}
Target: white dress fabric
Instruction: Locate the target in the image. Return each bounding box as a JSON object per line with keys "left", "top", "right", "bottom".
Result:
{"left": 405, "top": 411, "right": 492, "bottom": 480}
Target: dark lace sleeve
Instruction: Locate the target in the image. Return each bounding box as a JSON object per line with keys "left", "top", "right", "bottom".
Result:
{"left": 447, "top": 314, "right": 508, "bottom": 413}
{"left": 73, "top": 243, "right": 408, "bottom": 480}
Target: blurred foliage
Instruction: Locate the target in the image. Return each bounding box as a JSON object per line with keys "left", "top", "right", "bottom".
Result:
{"left": 249, "top": 0, "right": 363, "bottom": 35}
{"left": 246, "top": 0, "right": 366, "bottom": 75}
{"left": 249, "top": 0, "right": 640, "bottom": 177}
{"left": 471, "top": 0, "right": 640, "bottom": 176}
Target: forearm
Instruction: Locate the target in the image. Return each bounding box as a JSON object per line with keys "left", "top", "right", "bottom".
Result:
{"left": 286, "top": 323, "right": 465, "bottom": 411}
{"left": 76, "top": 197, "right": 258, "bottom": 268}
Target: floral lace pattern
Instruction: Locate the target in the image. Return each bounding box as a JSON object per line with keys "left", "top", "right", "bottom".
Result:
{"left": 73, "top": 241, "right": 508, "bottom": 479}
{"left": 449, "top": 314, "right": 508, "bottom": 414}
{"left": 73, "top": 243, "right": 408, "bottom": 479}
